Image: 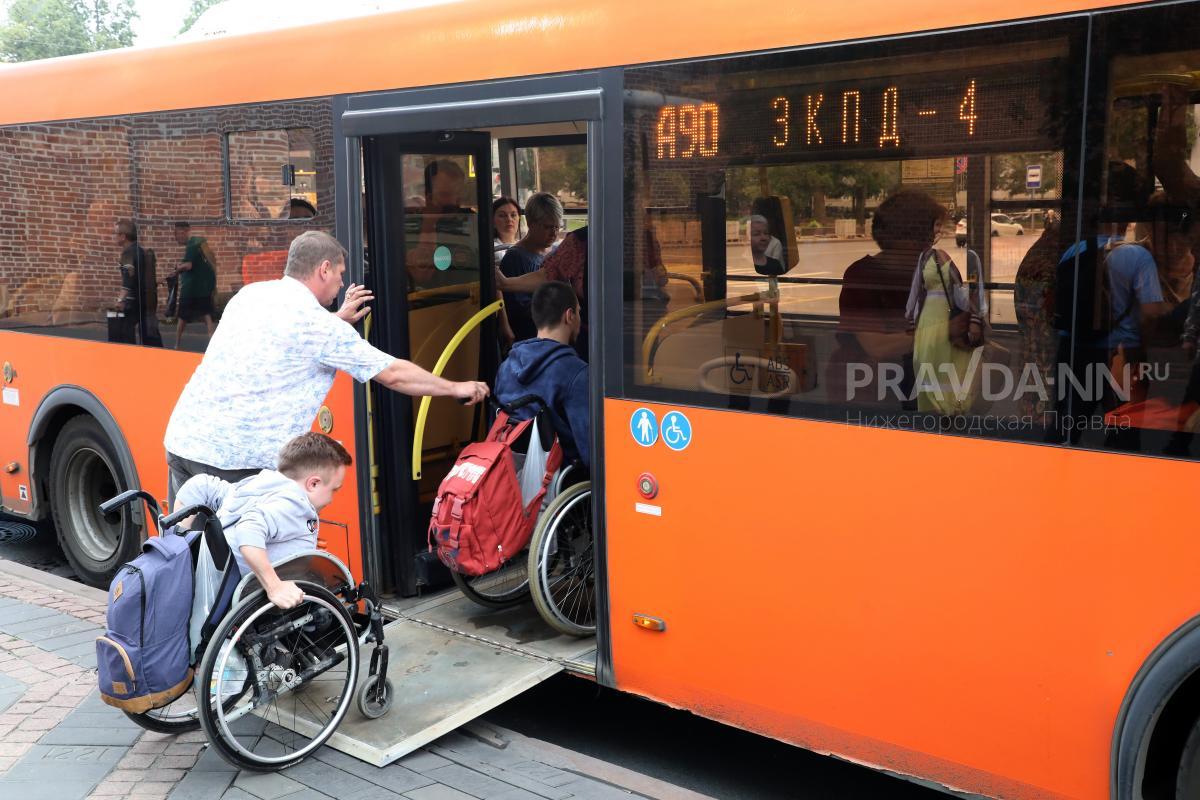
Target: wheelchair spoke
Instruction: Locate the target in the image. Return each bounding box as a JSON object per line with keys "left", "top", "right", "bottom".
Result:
{"left": 202, "top": 588, "right": 359, "bottom": 770}
{"left": 533, "top": 485, "right": 596, "bottom": 634}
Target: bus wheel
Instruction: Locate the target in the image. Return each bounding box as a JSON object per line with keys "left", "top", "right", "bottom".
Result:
{"left": 48, "top": 416, "right": 139, "bottom": 588}
{"left": 1177, "top": 719, "right": 1200, "bottom": 799}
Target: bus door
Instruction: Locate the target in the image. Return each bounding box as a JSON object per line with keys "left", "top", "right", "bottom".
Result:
{"left": 363, "top": 131, "right": 499, "bottom": 597}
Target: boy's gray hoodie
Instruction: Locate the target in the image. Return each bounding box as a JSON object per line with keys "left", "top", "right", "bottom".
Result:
{"left": 174, "top": 469, "right": 319, "bottom": 577}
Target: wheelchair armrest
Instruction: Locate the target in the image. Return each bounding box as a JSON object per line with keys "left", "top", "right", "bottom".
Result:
{"left": 160, "top": 503, "right": 214, "bottom": 531}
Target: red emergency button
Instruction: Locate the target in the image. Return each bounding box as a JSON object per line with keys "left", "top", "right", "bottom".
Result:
{"left": 637, "top": 472, "right": 658, "bottom": 500}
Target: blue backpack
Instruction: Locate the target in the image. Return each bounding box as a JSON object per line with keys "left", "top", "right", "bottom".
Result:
{"left": 96, "top": 529, "right": 198, "bottom": 712}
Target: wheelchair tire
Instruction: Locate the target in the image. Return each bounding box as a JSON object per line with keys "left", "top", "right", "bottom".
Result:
{"left": 528, "top": 482, "right": 596, "bottom": 637}
{"left": 125, "top": 676, "right": 244, "bottom": 734}
{"left": 125, "top": 693, "right": 199, "bottom": 734}
{"left": 196, "top": 582, "right": 359, "bottom": 772}
{"left": 451, "top": 558, "right": 530, "bottom": 609}
{"left": 356, "top": 674, "right": 394, "bottom": 720}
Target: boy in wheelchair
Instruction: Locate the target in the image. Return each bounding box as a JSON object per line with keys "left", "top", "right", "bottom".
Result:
{"left": 174, "top": 431, "right": 352, "bottom": 609}
{"left": 496, "top": 280, "right": 591, "bottom": 469}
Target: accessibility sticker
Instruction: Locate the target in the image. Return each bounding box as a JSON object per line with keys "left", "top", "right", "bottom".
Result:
{"left": 660, "top": 410, "right": 692, "bottom": 451}
{"left": 630, "top": 407, "right": 658, "bottom": 447}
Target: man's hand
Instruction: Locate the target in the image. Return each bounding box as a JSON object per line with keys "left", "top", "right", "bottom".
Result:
{"left": 337, "top": 283, "right": 373, "bottom": 324}
{"left": 452, "top": 381, "right": 489, "bottom": 406}
{"left": 266, "top": 580, "right": 304, "bottom": 610}
{"left": 494, "top": 267, "right": 512, "bottom": 292}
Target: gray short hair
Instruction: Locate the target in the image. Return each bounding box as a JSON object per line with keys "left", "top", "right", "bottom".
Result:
{"left": 285, "top": 231, "right": 347, "bottom": 279}
{"left": 524, "top": 192, "right": 563, "bottom": 228}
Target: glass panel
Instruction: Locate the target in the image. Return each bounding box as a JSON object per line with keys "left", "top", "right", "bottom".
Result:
{"left": 401, "top": 152, "right": 483, "bottom": 491}
{"left": 0, "top": 101, "right": 334, "bottom": 352}
{"left": 0, "top": 119, "right": 137, "bottom": 343}
{"left": 515, "top": 142, "right": 587, "bottom": 227}
{"left": 288, "top": 128, "right": 318, "bottom": 218}
{"left": 625, "top": 21, "right": 1084, "bottom": 441}
{"left": 229, "top": 129, "right": 292, "bottom": 219}
{"left": 1077, "top": 3, "right": 1200, "bottom": 458}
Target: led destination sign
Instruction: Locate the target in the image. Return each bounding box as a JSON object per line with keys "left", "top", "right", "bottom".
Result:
{"left": 653, "top": 63, "right": 1054, "bottom": 163}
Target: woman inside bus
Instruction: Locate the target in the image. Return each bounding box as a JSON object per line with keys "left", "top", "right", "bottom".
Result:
{"left": 500, "top": 192, "right": 563, "bottom": 342}
{"left": 495, "top": 226, "right": 589, "bottom": 360}
{"left": 827, "top": 189, "right": 943, "bottom": 408}
{"left": 492, "top": 196, "right": 521, "bottom": 265}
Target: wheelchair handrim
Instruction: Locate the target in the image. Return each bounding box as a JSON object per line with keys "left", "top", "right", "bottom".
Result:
{"left": 535, "top": 489, "right": 596, "bottom": 632}
{"left": 213, "top": 593, "right": 358, "bottom": 765}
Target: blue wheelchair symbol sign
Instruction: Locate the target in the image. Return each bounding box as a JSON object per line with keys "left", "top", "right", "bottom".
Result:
{"left": 660, "top": 410, "right": 692, "bottom": 451}
{"left": 631, "top": 408, "right": 658, "bottom": 447}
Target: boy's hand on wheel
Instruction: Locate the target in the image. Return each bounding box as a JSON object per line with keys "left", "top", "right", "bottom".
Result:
{"left": 267, "top": 580, "right": 304, "bottom": 610}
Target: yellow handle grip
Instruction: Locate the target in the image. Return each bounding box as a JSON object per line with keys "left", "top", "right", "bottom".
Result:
{"left": 412, "top": 299, "right": 504, "bottom": 481}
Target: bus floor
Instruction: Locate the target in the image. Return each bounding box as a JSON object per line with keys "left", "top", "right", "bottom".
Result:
{"left": 273, "top": 586, "right": 596, "bottom": 768}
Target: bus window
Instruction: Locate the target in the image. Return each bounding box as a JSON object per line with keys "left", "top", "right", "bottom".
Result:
{"left": 513, "top": 137, "right": 587, "bottom": 232}
{"left": 624, "top": 20, "right": 1084, "bottom": 443}
{"left": 0, "top": 100, "right": 333, "bottom": 352}
{"left": 229, "top": 127, "right": 319, "bottom": 220}
{"left": 1080, "top": 3, "right": 1200, "bottom": 458}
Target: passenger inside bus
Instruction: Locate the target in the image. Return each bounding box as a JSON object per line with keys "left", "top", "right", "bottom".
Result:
{"left": 495, "top": 280, "right": 590, "bottom": 467}
{"left": 495, "top": 226, "right": 588, "bottom": 359}
{"left": 500, "top": 192, "right": 563, "bottom": 342}
{"left": 492, "top": 196, "right": 521, "bottom": 264}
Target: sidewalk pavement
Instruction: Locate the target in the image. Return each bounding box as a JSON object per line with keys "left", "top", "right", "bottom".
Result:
{"left": 0, "top": 559, "right": 711, "bottom": 800}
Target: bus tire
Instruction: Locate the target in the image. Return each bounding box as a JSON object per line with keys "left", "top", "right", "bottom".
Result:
{"left": 48, "top": 415, "right": 139, "bottom": 588}
{"left": 1178, "top": 719, "right": 1200, "bottom": 800}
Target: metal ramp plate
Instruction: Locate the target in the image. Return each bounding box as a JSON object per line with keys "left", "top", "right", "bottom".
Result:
{"left": 281, "top": 617, "right": 561, "bottom": 767}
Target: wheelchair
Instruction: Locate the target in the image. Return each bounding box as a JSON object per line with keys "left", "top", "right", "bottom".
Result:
{"left": 448, "top": 395, "right": 596, "bottom": 638}
{"left": 99, "top": 489, "right": 392, "bottom": 772}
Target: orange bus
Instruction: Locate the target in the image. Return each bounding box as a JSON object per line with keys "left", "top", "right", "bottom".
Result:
{"left": 3, "top": 1, "right": 1200, "bottom": 797}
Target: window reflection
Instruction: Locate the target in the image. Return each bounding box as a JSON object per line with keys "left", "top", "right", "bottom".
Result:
{"left": 625, "top": 27, "right": 1080, "bottom": 444}
{"left": 0, "top": 101, "right": 333, "bottom": 353}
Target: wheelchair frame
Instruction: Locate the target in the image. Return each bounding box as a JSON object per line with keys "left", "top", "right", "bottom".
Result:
{"left": 99, "top": 488, "right": 392, "bottom": 772}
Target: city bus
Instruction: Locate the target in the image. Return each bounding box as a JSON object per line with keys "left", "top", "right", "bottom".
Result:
{"left": 0, "top": 1, "right": 1198, "bottom": 797}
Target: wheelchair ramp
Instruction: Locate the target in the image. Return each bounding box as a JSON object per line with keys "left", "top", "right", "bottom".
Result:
{"left": 283, "top": 617, "right": 562, "bottom": 767}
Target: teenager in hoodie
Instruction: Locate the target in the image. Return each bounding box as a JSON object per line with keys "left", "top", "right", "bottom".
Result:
{"left": 495, "top": 281, "right": 590, "bottom": 467}
{"left": 174, "top": 432, "right": 352, "bottom": 609}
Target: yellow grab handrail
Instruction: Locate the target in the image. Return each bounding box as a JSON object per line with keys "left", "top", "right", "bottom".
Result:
{"left": 641, "top": 293, "right": 762, "bottom": 381}
{"left": 412, "top": 299, "right": 504, "bottom": 481}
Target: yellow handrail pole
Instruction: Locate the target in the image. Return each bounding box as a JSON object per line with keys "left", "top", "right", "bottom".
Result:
{"left": 641, "top": 293, "right": 762, "bottom": 381}
{"left": 412, "top": 299, "right": 504, "bottom": 481}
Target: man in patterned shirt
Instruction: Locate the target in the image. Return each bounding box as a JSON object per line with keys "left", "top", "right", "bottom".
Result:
{"left": 163, "top": 231, "right": 488, "bottom": 504}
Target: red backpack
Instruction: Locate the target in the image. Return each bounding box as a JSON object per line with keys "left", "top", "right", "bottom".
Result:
{"left": 428, "top": 411, "right": 563, "bottom": 576}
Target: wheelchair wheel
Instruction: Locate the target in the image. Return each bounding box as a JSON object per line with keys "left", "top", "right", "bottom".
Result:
{"left": 196, "top": 581, "right": 359, "bottom": 771}
{"left": 356, "top": 674, "right": 394, "bottom": 720}
{"left": 528, "top": 482, "right": 595, "bottom": 637}
{"left": 451, "top": 557, "right": 530, "bottom": 609}
{"left": 125, "top": 690, "right": 200, "bottom": 733}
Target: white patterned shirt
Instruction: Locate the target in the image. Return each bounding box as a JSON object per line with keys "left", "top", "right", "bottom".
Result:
{"left": 164, "top": 276, "right": 393, "bottom": 469}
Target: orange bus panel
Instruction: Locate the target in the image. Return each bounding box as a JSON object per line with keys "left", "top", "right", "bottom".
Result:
{"left": 0, "top": 0, "right": 1133, "bottom": 126}
{"left": 605, "top": 398, "right": 1196, "bottom": 800}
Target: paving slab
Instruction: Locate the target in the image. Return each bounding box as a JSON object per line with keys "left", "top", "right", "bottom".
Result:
{"left": 167, "top": 769, "right": 237, "bottom": 800}
{"left": 231, "top": 770, "right": 308, "bottom": 799}
{"left": 403, "top": 784, "right": 479, "bottom": 800}
{"left": 0, "top": 776, "right": 106, "bottom": 800}
{"left": 10, "top": 617, "right": 96, "bottom": 643}
{"left": 37, "top": 724, "right": 144, "bottom": 746}
{"left": 0, "top": 602, "right": 58, "bottom": 626}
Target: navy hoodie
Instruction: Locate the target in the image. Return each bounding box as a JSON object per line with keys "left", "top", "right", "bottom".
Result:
{"left": 495, "top": 338, "right": 590, "bottom": 467}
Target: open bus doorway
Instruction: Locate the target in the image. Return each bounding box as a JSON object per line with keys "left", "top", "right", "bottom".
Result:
{"left": 360, "top": 119, "right": 598, "bottom": 654}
